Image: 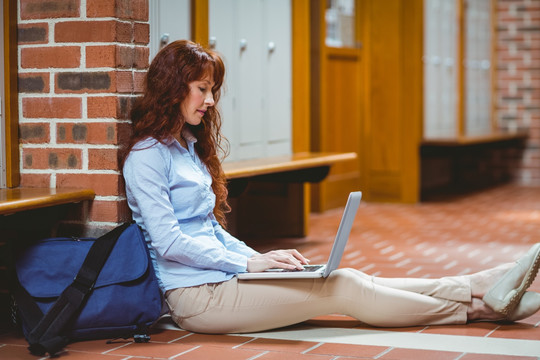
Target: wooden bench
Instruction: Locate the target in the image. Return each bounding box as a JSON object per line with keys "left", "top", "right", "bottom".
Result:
{"left": 222, "top": 152, "right": 357, "bottom": 238}
{"left": 0, "top": 187, "right": 95, "bottom": 216}
{"left": 421, "top": 131, "right": 528, "bottom": 147}
{"left": 420, "top": 131, "right": 528, "bottom": 198}
{"left": 223, "top": 152, "right": 356, "bottom": 195}
{"left": 0, "top": 151, "right": 355, "bottom": 238}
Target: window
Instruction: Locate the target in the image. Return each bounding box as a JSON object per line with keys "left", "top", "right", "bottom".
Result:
{"left": 325, "top": 0, "right": 356, "bottom": 48}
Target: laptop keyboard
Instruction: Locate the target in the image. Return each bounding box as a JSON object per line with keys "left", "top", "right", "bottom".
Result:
{"left": 282, "top": 265, "right": 324, "bottom": 273}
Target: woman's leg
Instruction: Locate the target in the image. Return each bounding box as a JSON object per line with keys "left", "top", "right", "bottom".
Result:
{"left": 348, "top": 268, "right": 471, "bottom": 302}
{"left": 166, "top": 268, "right": 468, "bottom": 334}
{"left": 349, "top": 263, "right": 515, "bottom": 302}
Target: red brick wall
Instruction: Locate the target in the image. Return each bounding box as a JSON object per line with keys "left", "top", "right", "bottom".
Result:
{"left": 17, "top": 0, "right": 149, "bottom": 229}
{"left": 496, "top": 0, "right": 540, "bottom": 185}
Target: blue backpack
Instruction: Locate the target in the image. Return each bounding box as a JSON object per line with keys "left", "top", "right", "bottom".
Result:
{"left": 14, "top": 223, "right": 163, "bottom": 356}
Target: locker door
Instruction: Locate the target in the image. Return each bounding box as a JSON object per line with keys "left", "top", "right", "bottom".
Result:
{"left": 209, "top": 0, "right": 239, "bottom": 160}
{"left": 263, "top": 0, "right": 292, "bottom": 157}
{"left": 236, "top": 0, "right": 265, "bottom": 159}
{"left": 149, "top": 0, "right": 190, "bottom": 59}
{"left": 210, "top": 0, "right": 293, "bottom": 161}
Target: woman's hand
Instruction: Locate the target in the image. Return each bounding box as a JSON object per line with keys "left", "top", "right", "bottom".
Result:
{"left": 247, "top": 249, "right": 310, "bottom": 273}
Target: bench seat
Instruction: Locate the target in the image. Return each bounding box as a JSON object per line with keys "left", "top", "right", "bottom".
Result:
{"left": 222, "top": 152, "right": 357, "bottom": 238}
{"left": 0, "top": 188, "right": 95, "bottom": 216}
{"left": 223, "top": 152, "right": 357, "bottom": 179}
{"left": 421, "top": 131, "right": 528, "bottom": 147}
{"left": 420, "top": 131, "right": 528, "bottom": 199}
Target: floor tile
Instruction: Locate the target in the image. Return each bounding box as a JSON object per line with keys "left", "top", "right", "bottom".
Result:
{"left": 305, "top": 342, "right": 389, "bottom": 358}
{"left": 379, "top": 347, "right": 462, "bottom": 360}
{"left": 106, "top": 342, "right": 198, "bottom": 358}
{"left": 0, "top": 331, "right": 29, "bottom": 346}
{"left": 171, "top": 333, "right": 255, "bottom": 348}
{"left": 55, "top": 351, "right": 126, "bottom": 359}
{"left": 149, "top": 328, "right": 191, "bottom": 343}
{"left": 421, "top": 323, "right": 498, "bottom": 337}
{"left": 459, "top": 354, "right": 538, "bottom": 360}
{"left": 66, "top": 338, "right": 134, "bottom": 354}
{"left": 173, "top": 345, "right": 263, "bottom": 359}
{"left": 256, "top": 351, "right": 335, "bottom": 359}
{"left": 489, "top": 323, "right": 540, "bottom": 340}
{"left": 0, "top": 344, "right": 46, "bottom": 360}
{"left": 237, "top": 337, "right": 319, "bottom": 353}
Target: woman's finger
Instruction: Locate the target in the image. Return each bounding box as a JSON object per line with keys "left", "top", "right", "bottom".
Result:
{"left": 266, "top": 251, "right": 304, "bottom": 269}
{"left": 277, "top": 249, "right": 310, "bottom": 265}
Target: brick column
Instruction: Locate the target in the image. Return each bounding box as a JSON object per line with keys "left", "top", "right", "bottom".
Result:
{"left": 496, "top": 0, "right": 540, "bottom": 185}
{"left": 17, "top": 0, "right": 149, "bottom": 229}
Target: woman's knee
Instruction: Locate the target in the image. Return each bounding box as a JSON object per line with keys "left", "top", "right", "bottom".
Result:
{"left": 326, "top": 268, "right": 373, "bottom": 295}
{"left": 330, "top": 268, "right": 371, "bottom": 283}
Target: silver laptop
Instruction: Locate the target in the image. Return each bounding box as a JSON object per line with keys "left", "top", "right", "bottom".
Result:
{"left": 237, "top": 191, "right": 362, "bottom": 280}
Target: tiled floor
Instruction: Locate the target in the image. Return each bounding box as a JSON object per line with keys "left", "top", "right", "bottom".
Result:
{"left": 2, "top": 184, "right": 540, "bottom": 359}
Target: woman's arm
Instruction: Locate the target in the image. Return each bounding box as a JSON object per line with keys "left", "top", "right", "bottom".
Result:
{"left": 211, "top": 216, "right": 258, "bottom": 258}
{"left": 210, "top": 214, "right": 309, "bottom": 272}
{"left": 124, "top": 143, "right": 251, "bottom": 274}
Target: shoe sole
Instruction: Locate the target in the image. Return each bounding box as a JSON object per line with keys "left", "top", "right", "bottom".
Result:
{"left": 484, "top": 244, "right": 540, "bottom": 315}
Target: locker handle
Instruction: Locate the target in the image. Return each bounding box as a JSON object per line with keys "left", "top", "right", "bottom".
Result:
{"left": 209, "top": 36, "right": 217, "bottom": 49}
{"left": 268, "top": 41, "right": 276, "bottom": 53}
{"left": 160, "top": 33, "right": 170, "bottom": 48}
{"left": 239, "top": 39, "right": 247, "bottom": 51}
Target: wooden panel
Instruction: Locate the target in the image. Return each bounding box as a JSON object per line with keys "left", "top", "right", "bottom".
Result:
{"left": 292, "top": 0, "right": 312, "bottom": 235}
{"left": 361, "top": 0, "right": 422, "bottom": 203}
{"left": 401, "top": 0, "right": 422, "bottom": 203}
{"left": 368, "top": 0, "right": 401, "bottom": 173}
{"left": 319, "top": 48, "right": 363, "bottom": 209}
{"left": 191, "top": 0, "right": 208, "bottom": 46}
{"left": 4, "top": 0, "right": 19, "bottom": 188}
{"left": 292, "top": 0, "right": 311, "bottom": 153}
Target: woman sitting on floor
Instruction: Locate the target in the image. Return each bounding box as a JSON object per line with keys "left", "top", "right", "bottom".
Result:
{"left": 122, "top": 40, "right": 540, "bottom": 334}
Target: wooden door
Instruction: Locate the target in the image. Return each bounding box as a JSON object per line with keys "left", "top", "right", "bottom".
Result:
{"left": 310, "top": 0, "right": 364, "bottom": 211}
{"left": 311, "top": 0, "right": 422, "bottom": 208}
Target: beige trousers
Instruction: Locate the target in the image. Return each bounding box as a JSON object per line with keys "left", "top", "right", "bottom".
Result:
{"left": 165, "top": 268, "right": 470, "bottom": 334}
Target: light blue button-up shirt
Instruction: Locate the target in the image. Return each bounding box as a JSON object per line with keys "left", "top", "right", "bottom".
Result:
{"left": 123, "top": 131, "right": 258, "bottom": 291}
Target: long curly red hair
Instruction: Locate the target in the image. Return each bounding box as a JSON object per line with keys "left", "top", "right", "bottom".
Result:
{"left": 122, "top": 40, "right": 230, "bottom": 226}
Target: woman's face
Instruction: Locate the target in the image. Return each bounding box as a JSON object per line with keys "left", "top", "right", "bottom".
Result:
{"left": 181, "top": 77, "right": 215, "bottom": 126}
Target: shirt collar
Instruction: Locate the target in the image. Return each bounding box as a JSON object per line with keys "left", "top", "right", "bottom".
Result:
{"left": 165, "top": 127, "right": 198, "bottom": 147}
{"left": 181, "top": 127, "right": 197, "bottom": 144}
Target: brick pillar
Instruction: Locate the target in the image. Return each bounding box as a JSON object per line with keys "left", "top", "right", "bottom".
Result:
{"left": 496, "top": 0, "right": 540, "bottom": 185}
{"left": 17, "top": 0, "right": 149, "bottom": 229}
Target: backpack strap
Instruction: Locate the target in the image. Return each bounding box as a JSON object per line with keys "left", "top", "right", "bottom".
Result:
{"left": 16, "top": 223, "right": 131, "bottom": 356}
